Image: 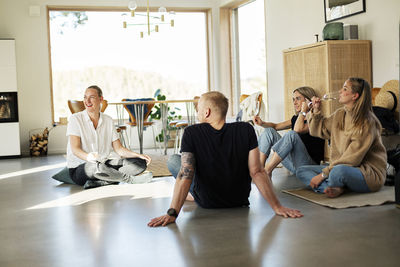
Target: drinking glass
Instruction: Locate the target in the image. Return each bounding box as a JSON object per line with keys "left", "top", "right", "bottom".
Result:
{"left": 308, "top": 91, "right": 340, "bottom": 107}
{"left": 322, "top": 91, "right": 340, "bottom": 100}
{"left": 90, "top": 143, "right": 102, "bottom": 174}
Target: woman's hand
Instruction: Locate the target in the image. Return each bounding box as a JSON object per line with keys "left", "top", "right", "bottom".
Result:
{"left": 139, "top": 154, "right": 152, "bottom": 165}
{"left": 253, "top": 116, "right": 263, "bottom": 126}
{"left": 311, "top": 96, "right": 321, "bottom": 112}
{"left": 310, "top": 173, "right": 326, "bottom": 189}
{"left": 86, "top": 152, "right": 100, "bottom": 163}
{"left": 301, "top": 101, "right": 309, "bottom": 114}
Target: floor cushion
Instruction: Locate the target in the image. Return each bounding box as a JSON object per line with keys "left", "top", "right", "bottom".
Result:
{"left": 52, "top": 167, "right": 76, "bottom": 184}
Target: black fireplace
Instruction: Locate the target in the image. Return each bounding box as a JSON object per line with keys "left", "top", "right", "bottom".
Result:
{"left": 0, "top": 92, "right": 18, "bottom": 123}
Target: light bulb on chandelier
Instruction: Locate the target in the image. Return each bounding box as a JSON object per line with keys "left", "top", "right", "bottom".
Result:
{"left": 122, "top": 0, "right": 175, "bottom": 38}
{"left": 128, "top": 0, "right": 137, "bottom": 16}
{"left": 158, "top": 6, "right": 166, "bottom": 21}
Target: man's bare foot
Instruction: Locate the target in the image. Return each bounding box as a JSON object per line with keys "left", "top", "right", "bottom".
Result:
{"left": 186, "top": 192, "right": 194, "bottom": 201}
{"left": 324, "top": 187, "right": 344, "bottom": 198}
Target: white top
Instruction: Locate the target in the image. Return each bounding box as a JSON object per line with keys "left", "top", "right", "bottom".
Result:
{"left": 66, "top": 110, "right": 119, "bottom": 168}
{"left": 239, "top": 91, "right": 265, "bottom": 122}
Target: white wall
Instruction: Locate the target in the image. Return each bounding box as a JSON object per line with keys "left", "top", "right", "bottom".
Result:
{"left": 0, "top": 0, "right": 218, "bottom": 155}
{"left": 264, "top": 0, "right": 400, "bottom": 122}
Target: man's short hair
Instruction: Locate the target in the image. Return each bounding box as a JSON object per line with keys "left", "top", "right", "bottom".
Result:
{"left": 201, "top": 91, "right": 229, "bottom": 118}
{"left": 87, "top": 85, "right": 103, "bottom": 98}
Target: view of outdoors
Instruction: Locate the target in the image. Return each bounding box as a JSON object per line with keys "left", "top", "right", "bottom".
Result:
{"left": 237, "top": 0, "right": 266, "bottom": 96}
{"left": 49, "top": 10, "right": 208, "bottom": 121}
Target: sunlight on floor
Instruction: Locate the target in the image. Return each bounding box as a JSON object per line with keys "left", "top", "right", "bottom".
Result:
{"left": 0, "top": 162, "right": 66, "bottom": 180}
{"left": 26, "top": 180, "right": 173, "bottom": 210}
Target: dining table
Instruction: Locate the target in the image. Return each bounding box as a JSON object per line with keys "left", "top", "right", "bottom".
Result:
{"left": 109, "top": 99, "right": 198, "bottom": 155}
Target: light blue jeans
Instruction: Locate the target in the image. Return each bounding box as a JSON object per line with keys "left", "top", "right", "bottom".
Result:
{"left": 167, "top": 154, "right": 195, "bottom": 193}
{"left": 258, "top": 128, "right": 316, "bottom": 174}
{"left": 296, "top": 164, "right": 370, "bottom": 193}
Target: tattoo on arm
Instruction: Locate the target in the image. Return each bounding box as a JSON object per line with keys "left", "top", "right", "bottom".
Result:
{"left": 177, "top": 152, "right": 195, "bottom": 180}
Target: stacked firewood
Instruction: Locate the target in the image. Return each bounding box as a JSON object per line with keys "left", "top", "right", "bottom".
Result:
{"left": 30, "top": 128, "right": 49, "bottom": 156}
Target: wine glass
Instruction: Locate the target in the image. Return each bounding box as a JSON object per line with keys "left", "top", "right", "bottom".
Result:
{"left": 322, "top": 91, "right": 340, "bottom": 100}
{"left": 308, "top": 91, "right": 340, "bottom": 107}
{"left": 90, "top": 143, "right": 103, "bottom": 176}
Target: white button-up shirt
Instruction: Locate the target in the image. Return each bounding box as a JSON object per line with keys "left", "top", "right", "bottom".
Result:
{"left": 66, "top": 110, "right": 119, "bottom": 168}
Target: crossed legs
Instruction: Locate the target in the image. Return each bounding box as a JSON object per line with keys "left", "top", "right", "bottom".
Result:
{"left": 259, "top": 129, "right": 316, "bottom": 179}
{"left": 296, "top": 164, "right": 370, "bottom": 197}
{"left": 258, "top": 127, "right": 282, "bottom": 168}
{"left": 69, "top": 157, "right": 148, "bottom": 187}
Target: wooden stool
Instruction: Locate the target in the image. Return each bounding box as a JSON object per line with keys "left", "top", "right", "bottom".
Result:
{"left": 174, "top": 121, "right": 188, "bottom": 154}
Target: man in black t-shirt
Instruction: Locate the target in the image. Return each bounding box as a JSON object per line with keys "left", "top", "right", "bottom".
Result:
{"left": 148, "top": 92, "right": 303, "bottom": 227}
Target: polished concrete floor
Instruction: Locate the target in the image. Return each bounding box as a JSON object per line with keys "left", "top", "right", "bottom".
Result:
{"left": 0, "top": 154, "right": 399, "bottom": 267}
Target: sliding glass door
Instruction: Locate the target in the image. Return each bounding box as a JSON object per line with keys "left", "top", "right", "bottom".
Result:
{"left": 231, "top": 0, "right": 267, "bottom": 114}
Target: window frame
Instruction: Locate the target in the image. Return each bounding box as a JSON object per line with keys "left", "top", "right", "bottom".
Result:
{"left": 46, "top": 5, "right": 211, "bottom": 123}
{"left": 222, "top": 0, "right": 268, "bottom": 117}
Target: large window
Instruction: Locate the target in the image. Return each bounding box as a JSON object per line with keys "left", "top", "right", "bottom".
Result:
{"left": 48, "top": 9, "right": 209, "bottom": 121}
{"left": 231, "top": 0, "right": 267, "bottom": 112}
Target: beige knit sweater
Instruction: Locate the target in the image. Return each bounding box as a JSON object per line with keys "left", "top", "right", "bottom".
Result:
{"left": 307, "top": 107, "right": 387, "bottom": 191}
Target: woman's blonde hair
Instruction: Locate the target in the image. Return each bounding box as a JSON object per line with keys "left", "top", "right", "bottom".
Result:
{"left": 338, "top": 78, "right": 381, "bottom": 133}
{"left": 293, "top": 86, "right": 319, "bottom": 102}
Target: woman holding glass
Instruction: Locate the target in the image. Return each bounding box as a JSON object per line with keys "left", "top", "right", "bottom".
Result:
{"left": 253, "top": 86, "right": 325, "bottom": 180}
{"left": 296, "top": 78, "right": 387, "bottom": 197}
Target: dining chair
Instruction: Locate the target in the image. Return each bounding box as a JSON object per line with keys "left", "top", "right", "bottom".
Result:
{"left": 170, "top": 96, "right": 200, "bottom": 154}
{"left": 239, "top": 93, "right": 262, "bottom": 115}
{"left": 239, "top": 93, "right": 263, "bottom": 137}
{"left": 239, "top": 93, "right": 263, "bottom": 121}
{"left": 173, "top": 121, "right": 189, "bottom": 154}
{"left": 67, "top": 99, "right": 128, "bottom": 147}
{"left": 67, "top": 99, "right": 108, "bottom": 114}
{"left": 122, "top": 98, "right": 157, "bottom": 151}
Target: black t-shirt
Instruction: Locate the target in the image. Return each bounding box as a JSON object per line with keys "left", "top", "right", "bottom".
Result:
{"left": 291, "top": 115, "right": 325, "bottom": 164}
{"left": 180, "top": 122, "right": 258, "bottom": 208}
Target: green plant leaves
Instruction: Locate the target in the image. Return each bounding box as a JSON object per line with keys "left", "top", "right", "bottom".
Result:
{"left": 149, "top": 89, "right": 181, "bottom": 142}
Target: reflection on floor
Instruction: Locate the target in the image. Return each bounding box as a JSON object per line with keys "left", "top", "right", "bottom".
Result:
{"left": 0, "top": 154, "right": 399, "bottom": 267}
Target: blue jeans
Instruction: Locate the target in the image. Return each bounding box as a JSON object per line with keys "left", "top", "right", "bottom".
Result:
{"left": 258, "top": 127, "right": 282, "bottom": 156}
{"left": 258, "top": 128, "right": 316, "bottom": 174}
{"left": 167, "top": 154, "right": 195, "bottom": 193}
{"left": 296, "top": 164, "right": 370, "bottom": 193}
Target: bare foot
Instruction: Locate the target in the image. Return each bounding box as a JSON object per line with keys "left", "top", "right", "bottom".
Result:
{"left": 324, "top": 187, "right": 344, "bottom": 198}
{"left": 186, "top": 192, "right": 194, "bottom": 201}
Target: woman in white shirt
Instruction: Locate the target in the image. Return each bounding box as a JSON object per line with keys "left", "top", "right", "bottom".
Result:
{"left": 67, "top": 85, "right": 151, "bottom": 189}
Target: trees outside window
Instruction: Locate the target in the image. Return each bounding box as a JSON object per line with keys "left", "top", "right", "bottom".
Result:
{"left": 49, "top": 10, "right": 208, "bottom": 121}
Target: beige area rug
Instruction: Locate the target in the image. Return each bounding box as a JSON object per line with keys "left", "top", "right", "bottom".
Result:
{"left": 147, "top": 153, "right": 172, "bottom": 177}
{"left": 282, "top": 186, "right": 395, "bottom": 209}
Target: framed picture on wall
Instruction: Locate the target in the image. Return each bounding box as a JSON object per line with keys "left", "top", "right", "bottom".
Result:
{"left": 324, "top": 0, "right": 366, "bottom": 23}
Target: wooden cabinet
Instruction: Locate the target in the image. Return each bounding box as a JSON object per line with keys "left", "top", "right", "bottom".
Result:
{"left": 283, "top": 40, "right": 372, "bottom": 120}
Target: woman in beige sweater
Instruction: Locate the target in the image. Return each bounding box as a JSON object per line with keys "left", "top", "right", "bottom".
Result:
{"left": 296, "top": 78, "right": 387, "bottom": 197}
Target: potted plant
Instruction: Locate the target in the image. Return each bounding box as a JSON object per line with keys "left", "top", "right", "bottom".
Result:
{"left": 149, "top": 89, "right": 182, "bottom": 145}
